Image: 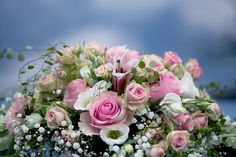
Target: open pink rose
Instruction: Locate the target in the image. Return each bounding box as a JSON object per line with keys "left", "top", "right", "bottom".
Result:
{"left": 125, "top": 83, "right": 150, "bottom": 110}
{"left": 186, "top": 58, "right": 202, "bottom": 79}
{"left": 173, "top": 112, "right": 194, "bottom": 132}
{"left": 207, "top": 103, "right": 221, "bottom": 120}
{"left": 45, "top": 106, "right": 71, "bottom": 129}
{"left": 164, "top": 51, "right": 182, "bottom": 66}
{"left": 63, "top": 79, "right": 88, "bottom": 109}
{"left": 38, "top": 75, "right": 57, "bottom": 92}
{"left": 192, "top": 112, "right": 208, "bottom": 129}
{"left": 57, "top": 45, "right": 79, "bottom": 64}
{"left": 167, "top": 130, "right": 190, "bottom": 152}
{"left": 89, "top": 91, "right": 127, "bottom": 128}
{"left": 148, "top": 71, "right": 182, "bottom": 102}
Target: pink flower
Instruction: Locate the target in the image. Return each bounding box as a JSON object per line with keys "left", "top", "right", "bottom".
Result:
{"left": 106, "top": 46, "right": 140, "bottom": 72}
{"left": 45, "top": 106, "right": 71, "bottom": 129}
{"left": 148, "top": 71, "right": 182, "bottom": 102}
{"left": 84, "top": 41, "right": 107, "bottom": 55}
{"left": 186, "top": 58, "right": 202, "bottom": 79}
{"left": 89, "top": 91, "right": 127, "bottom": 128}
{"left": 95, "top": 63, "right": 113, "bottom": 77}
{"left": 173, "top": 112, "right": 194, "bottom": 132}
{"left": 38, "top": 75, "right": 57, "bottom": 92}
{"left": 125, "top": 82, "right": 150, "bottom": 110}
{"left": 112, "top": 71, "right": 132, "bottom": 93}
{"left": 207, "top": 103, "right": 221, "bottom": 120}
{"left": 151, "top": 141, "right": 168, "bottom": 157}
{"left": 5, "top": 115, "right": 15, "bottom": 135}
{"left": 167, "top": 130, "right": 190, "bottom": 152}
{"left": 192, "top": 112, "right": 208, "bottom": 129}
{"left": 56, "top": 45, "right": 79, "bottom": 64}
{"left": 164, "top": 51, "right": 182, "bottom": 66}
{"left": 63, "top": 79, "right": 88, "bottom": 109}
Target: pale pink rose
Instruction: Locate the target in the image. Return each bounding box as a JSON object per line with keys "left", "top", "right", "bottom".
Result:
{"left": 207, "top": 103, "right": 221, "bottom": 120}
{"left": 151, "top": 141, "right": 168, "bottom": 157}
{"left": 148, "top": 71, "right": 182, "bottom": 102}
{"left": 150, "top": 147, "right": 165, "bottom": 157}
{"left": 57, "top": 45, "right": 79, "bottom": 64}
{"left": 84, "top": 41, "right": 107, "bottom": 55}
{"left": 164, "top": 51, "right": 182, "bottom": 66}
{"left": 38, "top": 75, "right": 57, "bottom": 92}
{"left": 173, "top": 112, "right": 194, "bottom": 132}
{"left": 5, "top": 115, "right": 14, "bottom": 135}
{"left": 192, "top": 112, "right": 208, "bottom": 129}
{"left": 153, "top": 63, "right": 165, "bottom": 73}
{"left": 186, "top": 58, "right": 202, "bottom": 79}
{"left": 106, "top": 46, "right": 140, "bottom": 72}
{"left": 142, "top": 54, "right": 165, "bottom": 73}
{"left": 45, "top": 106, "right": 71, "bottom": 129}
{"left": 167, "top": 130, "right": 190, "bottom": 152}
{"left": 125, "top": 83, "right": 150, "bottom": 110}
{"left": 95, "top": 63, "right": 113, "bottom": 77}
{"left": 63, "top": 79, "right": 88, "bottom": 109}
{"left": 89, "top": 91, "right": 127, "bottom": 128}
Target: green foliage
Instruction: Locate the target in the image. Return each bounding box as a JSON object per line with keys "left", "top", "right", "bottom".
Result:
{"left": 45, "top": 60, "right": 53, "bottom": 65}
{"left": 149, "top": 60, "right": 156, "bottom": 68}
{"left": 56, "top": 50, "right": 63, "bottom": 56}
{"left": 139, "top": 60, "right": 146, "bottom": 69}
{"left": 131, "top": 67, "right": 137, "bottom": 74}
{"left": 148, "top": 75, "right": 155, "bottom": 83}
{"left": 6, "top": 50, "right": 13, "bottom": 59}
{"left": 17, "top": 53, "right": 25, "bottom": 61}
{"left": 28, "top": 65, "right": 34, "bottom": 69}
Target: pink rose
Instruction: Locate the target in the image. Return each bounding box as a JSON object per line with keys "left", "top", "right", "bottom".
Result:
{"left": 95, "top": 63, "right": 113, "bottom": 77}
{"left": 167, "top": 130, "right": 190, "bottom": 152}
{"left": 148, "top": 71, "right": 182, "bottom": 102}
{"left": 106, "top": 46, "right": 140, "bottom": 72}
{"left": 207, "top": 103, "right": 221, "bottom": 120}
{"left": 63, "top": 79, "right": 88, "bottom": 109}
{"left": 57, "top": 45, "right": 79, "bottom": 64}
{"left": 164, "top": 51, "right": 182, "bottom": 66}
{"left": 192, "top": 112, "right": 208, "bottom": 129}
{"left": 84, "top": 41, "right": 107, "bottom": 56}
{"left": 89, "top": 91, "right": 127, "bottom": 128}
{"left": 150, "top": 147, "right": 165, "bottom": 157}
{"left": 151, "top": 141, "right": 168, "bottom": 157}
{"left": 173, "top": 112, "right": 194, "bottom": 132}
{"left": 125, "top": 83, "right": 150, "bottom": 110}
{"left": 45, "top": 106, "right": 71, "bottom": 129}
{"left": 5, "top": 115, "right": 14, "bottom": 135}
{"left": 38, "top": 75, "right": 57, "bottom": 92}
{"left": 186, "top": 58, "right": 202, "bottom": 79}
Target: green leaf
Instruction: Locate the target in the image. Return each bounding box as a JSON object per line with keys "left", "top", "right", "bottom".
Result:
{"left": 45, "top": 60, "right": 53, "bottom": 65}
{"left": 17, "top": 53, "right": 25, "bottom": 61}
{"left": 149, "top": 60, "right": 156, "bottom": 68}
{"left": 105, "top": 82, "right": 112, "bottom": 89}
{"left": 148, "top": 75, "right": 155, "bottom": 83}
{"left": 0, "top": 51, "right": 3, "bottom": 59}
{"left": 139, "top": 60, "right": 146, "bottom": 69}
{"left": 20, "top": 71, "right": 26, "bottom": 74}
{"left": 220, "top": 118, "right": 226, "bottom": 125}
{"left": 28, "top": 65, "right": 34, "bottom": 69}
{"left": 6, "top": 51, "right": 13, "bottom": 59}
{"left": 21, "top": 82, "right": 28, "bottom": 86}
{"left": 47, "top": 47, "right": 55, "bottom": 51}
{"left": 56, "top": 50, "right": 63, "bottom": 56}
{"left": 135, "top": 76, "right": 143, "bottom": 84}
{"left": 153, "top": 71, "right": 159, "bottom": 78}
{"left": 209, "top": 82, "right": 219, "bottom": 89}
{"left": 131, "top": 67, "right": 137, "bottom": 74}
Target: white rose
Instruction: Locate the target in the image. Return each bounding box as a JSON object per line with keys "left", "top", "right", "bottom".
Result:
{"left": 180, "top": 72, "right": 199, "bottom": 98}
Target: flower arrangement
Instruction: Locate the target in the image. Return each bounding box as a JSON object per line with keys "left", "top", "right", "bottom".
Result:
{"left": 0, "top": 42, "right": 236, "bottom": 157}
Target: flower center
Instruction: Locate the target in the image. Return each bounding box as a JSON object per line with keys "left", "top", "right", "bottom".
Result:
{"left": 106, "top": 130, "right": 123, "bottom": 139}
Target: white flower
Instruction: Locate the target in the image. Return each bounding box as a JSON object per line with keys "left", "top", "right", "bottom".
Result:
{"left": 21, "top": 125, "right": 29, "bottom": 133}
{"left": 74, "top": 81, "right": 108, "bottom": 110}
{"left": 188, "top": 153, "right": 202, "bottom": 157}
{"left": 25, "top": 113, "right": 43, "bottom": 128}
{"left": 100, "top": 124, "right": 129, "bottom": 145}
{"left": 160, "top": 93, "right": 186, "bottom": 115}
{"left": 180, "top": 72, "right": 199, "bottom": 98}
{"left": 80, "top": 66, "right": 90, "bottom": 79}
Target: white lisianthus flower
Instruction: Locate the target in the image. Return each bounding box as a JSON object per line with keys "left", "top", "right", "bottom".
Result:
{"left": 74, "top": 81, "right": 108, "bottom": 110}
{"left": 160, "top": 93, "right": 186, "bottom": 115}
{"left": 80, "top": 66, "right": 90, "bottom": 79}
{"left": 180, "top": 72, "right": 199, "bottom": 98}
{"left": 25, "top": 113, "right": 43, "bottom": 128}
{"left": 100, "top": 124, "right": 129, "bottom": 145}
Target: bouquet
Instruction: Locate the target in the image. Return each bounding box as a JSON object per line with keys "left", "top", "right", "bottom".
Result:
{"left": 0, "top": 42, "right": 235, "bottom": 157}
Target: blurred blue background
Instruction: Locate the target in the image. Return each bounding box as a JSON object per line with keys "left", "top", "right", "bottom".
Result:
{"left": 0, "top": 0, "right": 235, "bottom": 117}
